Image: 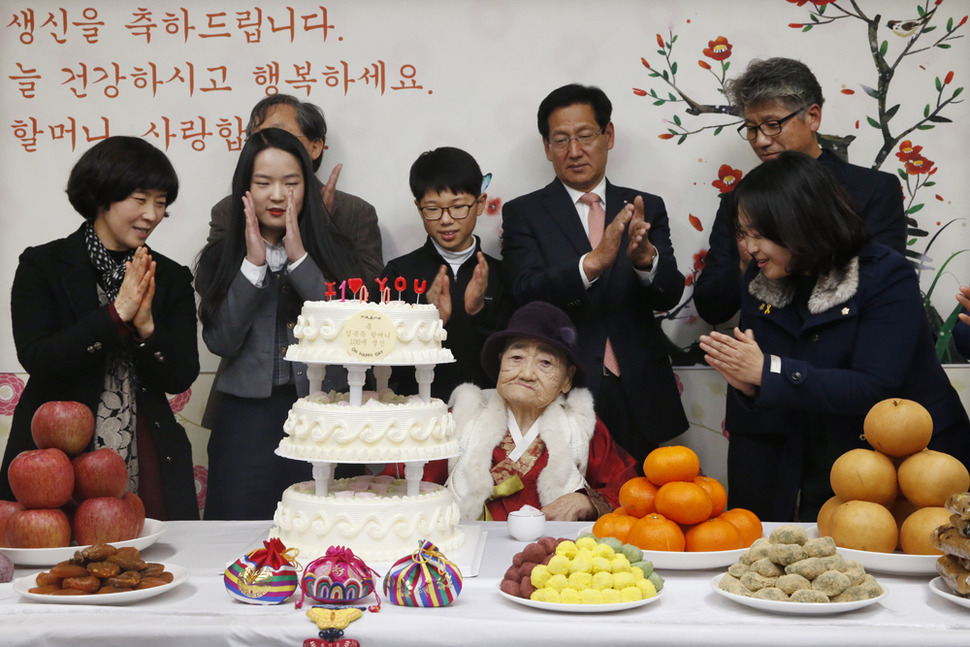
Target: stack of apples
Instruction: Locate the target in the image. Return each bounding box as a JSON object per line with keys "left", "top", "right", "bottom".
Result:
{"left": 819, "top": 398, "right": 970, "bottom": 555}
{"left": 0, "top": 401, "right": 145, "bottom": 549}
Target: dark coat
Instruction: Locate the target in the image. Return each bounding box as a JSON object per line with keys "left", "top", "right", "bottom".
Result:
{"left": 694, "top": 149, "right": 907, "bottom": 325}
{"left": 381, "top": 236, "right": 509, "bottom": 401}
{"left": 501, "top": 178, "right": 689, "bottom": 451}
{"left": 0, "top": 225, "right": 200, "bottom": 520}
{"left": 727, "top": 243, "right": 970, "bottom": 520}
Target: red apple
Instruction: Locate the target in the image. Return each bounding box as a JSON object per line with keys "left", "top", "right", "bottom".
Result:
{"left": 0, "top": 500, "right": 25, "bottom": 548}
{"left": 73, "top": 496, "right": 138, "bottom": 545}
{"left": 30, "top": 401, "right": 95, "bottom": 456}
{"left": 72, "top": 448, "right": 128, "bottom": 501}
{"left": 8, "top": 448, "right": 75, "bottom": 509}
{"left": 122, "top": 491, "right": 146, "bottom": 535}
{"left": 5, "top": 508, "right": 71, "bottom": 548}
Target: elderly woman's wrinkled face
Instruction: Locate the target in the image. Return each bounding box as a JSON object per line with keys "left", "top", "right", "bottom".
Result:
{"left": 496, "top": 338, "right": 575, "bottom": 414}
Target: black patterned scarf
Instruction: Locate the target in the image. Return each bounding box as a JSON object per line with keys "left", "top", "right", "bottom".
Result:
{"left": 84, "top": 221, "right": 140, "bottom": 492}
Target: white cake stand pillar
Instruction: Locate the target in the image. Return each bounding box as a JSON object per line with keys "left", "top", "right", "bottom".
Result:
{"left": 415, "top": 364, "right": 435, "bottom": 402}
{"left": 404, "top": 461, "right": 426, "bottom": 497}
{"left": 373, "top": 365, "right": 392, "bottom": 391}
{"left": 347, "top": 365, "right": 369, "bottom": 407}
{"left": 306, "top": 364, "right": 326, "bottom": 394}
{"left": 311, "top": 462, "right": 334, "bottom": 496}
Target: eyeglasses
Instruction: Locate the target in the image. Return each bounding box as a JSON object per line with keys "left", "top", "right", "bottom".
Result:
{"left": 737, "top": 109, "right": 803, "bottom": 141}
{"left": 547, "top": 128, "right": 606, "bottom": 151}
{"left": 419, "top": 203, "right": 476, "bottom": 221}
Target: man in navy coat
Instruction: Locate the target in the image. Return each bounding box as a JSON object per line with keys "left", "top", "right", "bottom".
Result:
{"left": 693, "top": 57, "right": 906, "bottom": 326}
{"left": 501, "top": 84, "right": 688, "bottom": 463}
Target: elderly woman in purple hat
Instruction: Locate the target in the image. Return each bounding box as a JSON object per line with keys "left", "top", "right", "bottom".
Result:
{"left": 420, "top": 301, "right": 638, "bottom": 522}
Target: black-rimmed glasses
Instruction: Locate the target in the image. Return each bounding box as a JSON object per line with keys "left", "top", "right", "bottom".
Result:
{"left": 737, "top": 109, "right": 804, "bottom": 141}
{"left": 419, "top": 203, "right": 476, "bottom": 221}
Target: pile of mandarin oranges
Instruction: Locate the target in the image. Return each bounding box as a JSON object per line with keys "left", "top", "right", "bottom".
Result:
{"left": 593, "top": 445, "right": 763, "bottom": 552}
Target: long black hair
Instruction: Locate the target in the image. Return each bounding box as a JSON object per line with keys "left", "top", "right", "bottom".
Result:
{"left": 732, "top": 151, "right": 869, "bottom": 277}
{"left": 195, "top": 128, "right": 359, "bottom": 328}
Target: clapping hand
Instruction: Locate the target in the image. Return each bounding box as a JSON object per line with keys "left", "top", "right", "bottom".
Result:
{"left": 427, "top": 265, "right": 452, "bottom": 324}
{"left": 626, "top": 196, "right": 656, "bottom": 270}
{"left": 699, "top": 327, "right": 763, "bottom": 397}
{"left": 582, "top": 204, "right": 632, "bottom": 282}
{"left": 242, "top": 191, "right": 265, "bottom": 267}
{"left": 114, "top": 246, "right": 156, "bottom": 339}
{"left": 464, "top": 252, "right": 489, "bottom": 316}
{"left": 320, "top": 163, "right": 342, "bottom": 214}
{"left": 282, "top": 187, "right": 306, "bottom": 263}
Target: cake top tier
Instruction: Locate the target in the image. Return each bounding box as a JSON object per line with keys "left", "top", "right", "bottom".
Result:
{"left": 287, "top": 300, "right": 455, "bottom": 366}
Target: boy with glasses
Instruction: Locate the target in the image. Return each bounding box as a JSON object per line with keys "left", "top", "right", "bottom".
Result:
{"left": 694, "top": 57, "right": 906, "bottom": 326}
{"left": 380, "top": 147, "right": 508, "bottom": 400}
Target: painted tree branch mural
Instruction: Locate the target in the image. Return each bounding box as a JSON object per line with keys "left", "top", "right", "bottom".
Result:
{"left": 633, "top": 0, "right": 968, "bottom": 362}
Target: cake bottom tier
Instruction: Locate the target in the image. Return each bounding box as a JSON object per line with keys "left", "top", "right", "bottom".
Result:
{"left": 269, "top": 477, "right": 466, "bottom": 563}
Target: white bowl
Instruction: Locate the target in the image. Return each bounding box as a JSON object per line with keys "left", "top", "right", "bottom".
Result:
{"left": 507, "top": 510, "right": 546, "bottom": 541}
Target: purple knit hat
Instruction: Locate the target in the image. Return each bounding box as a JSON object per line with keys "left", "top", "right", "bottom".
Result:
{"left": 480, "top": 301, "right": 584, "bottom": 385}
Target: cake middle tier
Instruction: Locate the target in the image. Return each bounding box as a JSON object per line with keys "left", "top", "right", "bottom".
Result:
{"left": 278, "top": 392, "right": 459, "bottom": 462}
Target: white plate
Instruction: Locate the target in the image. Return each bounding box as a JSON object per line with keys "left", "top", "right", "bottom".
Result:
{"left": 13, "top": 563, "right": 188, "bottom": 605}
{"left": 497, "top": 585, "right": 661, "bottom": 613}
{"left": 0, "top": 519, "right": 167, "bottom": 566}
{"left": 710, "top": 573, "right": 887, "bottom": 615}
{"left": 928, "top": 577, "right": 970, "bottom": 609}
{"left": 835, "top": 546, "right": 938, "bottom": 575}
{"left": 578, "top": 525, "right": 755, "bottom": 571}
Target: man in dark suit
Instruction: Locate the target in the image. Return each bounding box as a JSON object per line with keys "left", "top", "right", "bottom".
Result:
{"left": 501, "top": 84, "right": 688, "bottom": 463}
{"left": 694, "top": 57, "right": 906, "bottom": 326}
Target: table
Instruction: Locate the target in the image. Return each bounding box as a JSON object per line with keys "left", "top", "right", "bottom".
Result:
{"left": 1, "top": 521, "right": 969, "bottom": 646}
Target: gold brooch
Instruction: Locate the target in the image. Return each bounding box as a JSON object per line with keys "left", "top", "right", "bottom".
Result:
{"left": 841, "top": 307, "right": 850, "bottom": 315}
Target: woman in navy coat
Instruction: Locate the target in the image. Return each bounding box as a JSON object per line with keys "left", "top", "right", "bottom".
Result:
{"left": 700, "top": 151, "right": 970, "bottom": 522}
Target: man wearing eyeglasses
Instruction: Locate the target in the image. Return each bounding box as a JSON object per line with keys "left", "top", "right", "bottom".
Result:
{"left": 501, "top": 84, "right": 689, "bottom": 464}
{"left": 693, "top": 57, "right": 906, "bottom": 326}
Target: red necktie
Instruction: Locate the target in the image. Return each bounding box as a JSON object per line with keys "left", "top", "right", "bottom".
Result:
{"left": 579, "top": 192, "right": 621, "bottom": 377}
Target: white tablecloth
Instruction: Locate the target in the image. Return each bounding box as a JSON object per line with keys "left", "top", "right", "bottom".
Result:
{"left": 1, "top": 520, "right": 968, "bottom": 646}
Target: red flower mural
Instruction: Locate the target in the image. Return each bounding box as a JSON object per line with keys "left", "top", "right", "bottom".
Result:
{"left": 0, "top": 373, "right": 25, "bottom": 416}
{"left": 167, "top": 388, "right": 192, "bottom": 413}
{"left": 712, "top": 164, "right": 743, "bottom": 193}
{"left": 895, "top": 140, "right": 923, "bottom": 162}
{"left": 486, "top": 198, "right": 502, "bottom": 215}
{"left": 702, "top": 36, "right": 732, "bottom": 61}
{"left": 692, "top": 250, "right": 707, "bottom": 272}
{"left": 786, "top": 0, "right": 836, "bottom": 5}
{"left": 904, "top": 155, "right": 935, "bottom": 175}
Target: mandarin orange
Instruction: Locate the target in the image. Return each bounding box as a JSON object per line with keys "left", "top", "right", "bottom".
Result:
{"left": 718, "top": 508, "right": 763, "bottom": 548}
{"left": 643, "top": 445, "right": 701, "bottom": 486}
{"left": 618, "top": 477, "right": 658, "bottom": 518}
{"left": 591, "top": 511, "right": 637, "bottom": 542}
{"left": 654, "top": 481, "right": 713, "bottom": 525}
{"left": 684, "top": 518, "right": 743, "bottom": 552}
{"left": 626, "top": 513, "right": 686, "bottom": 552}
{"left": 692, "top": 475, "right": 728, "bottom": 517}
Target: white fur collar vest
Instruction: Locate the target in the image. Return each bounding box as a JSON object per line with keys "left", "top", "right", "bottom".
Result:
{"left": 747, "top": 256, "right": 860, "bottom": 315}
{"left": 446, "top": 384, "right": 596, "bottom": 521}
